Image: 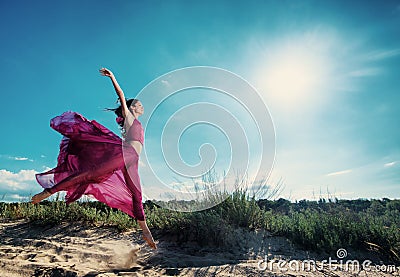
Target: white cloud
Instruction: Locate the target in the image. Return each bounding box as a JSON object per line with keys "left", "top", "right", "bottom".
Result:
{"left": 0, "top": 169, "right": 38, "bottom": 191}
{"left": 326, "top": 169, "right": 352, "bottom": 177}
{"left": 0, "top": 154, "right": 33, "bottom": 162}
{"left": 7, "top": 194, "right": 26, "bottom": 200}
{"left": 384, "top": 161, "right": 397, "bottom": 167}
{"left": 14, "top": 157, "right": 28, "bottom": 161}
{"left": 161, "top": 80, "right": 171, "bottom": 87}
{"left": 15, "top": 156, "right": 33, "bottom": 162}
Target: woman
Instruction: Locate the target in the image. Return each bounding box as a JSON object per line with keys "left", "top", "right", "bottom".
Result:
{"left": 32, "top": 68, "right": 156, "bottom": 249}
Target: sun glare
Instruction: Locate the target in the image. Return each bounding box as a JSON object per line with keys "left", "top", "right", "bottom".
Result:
{"left": 256, "top": 43, "right": 330, "bottom": 112}
{"left": 267, "top": 54, "right": 319, "bottom": 96}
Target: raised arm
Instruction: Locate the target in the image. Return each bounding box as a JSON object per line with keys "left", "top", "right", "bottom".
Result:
{"left": 99, "top": 68, "right": 130, "bottom": 118}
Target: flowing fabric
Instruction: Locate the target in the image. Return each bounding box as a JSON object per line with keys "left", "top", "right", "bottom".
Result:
{"left": 35, "top": 111, "right": 145, "bottom": 220}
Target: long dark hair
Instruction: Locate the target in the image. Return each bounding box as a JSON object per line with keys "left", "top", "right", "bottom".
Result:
{"left": 107, "top": 98, "right": 138, "bottom": 127}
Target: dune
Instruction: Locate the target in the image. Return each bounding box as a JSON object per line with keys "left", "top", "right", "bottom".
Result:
{"left": 0, "top": 220, "right": 397, "bottom": 276}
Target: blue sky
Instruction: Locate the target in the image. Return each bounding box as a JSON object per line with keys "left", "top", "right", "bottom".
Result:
{"left": 0, "top": 0, "right": 399, "bottom": 202}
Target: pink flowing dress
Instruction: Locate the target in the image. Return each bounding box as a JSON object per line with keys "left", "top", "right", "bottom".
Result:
{"left": 35, "top": 111, "right": 145, "bottom": 220}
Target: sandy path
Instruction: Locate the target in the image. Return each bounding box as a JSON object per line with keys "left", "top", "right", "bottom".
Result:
{"left": 0, "top": 220, "right": 398, "bottom": 276}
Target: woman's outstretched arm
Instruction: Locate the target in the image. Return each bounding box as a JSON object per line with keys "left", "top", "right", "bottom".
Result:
{"left": 99, "top": 68, "right": 130, "bottom": 118}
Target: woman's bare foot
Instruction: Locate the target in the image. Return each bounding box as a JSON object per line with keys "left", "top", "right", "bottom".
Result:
{"left": 142, "top": 232, "right": 157, "bottom": 249}
{"left": 137, "top": 220, "right": 157, "bottom": 249}
{"left": 31, "top": 189, "right": 52, "bottom": 204}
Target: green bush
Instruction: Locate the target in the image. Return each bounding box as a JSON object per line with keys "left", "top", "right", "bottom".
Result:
{"left": 0, "top": 194, "right": 399, "bottom": 261}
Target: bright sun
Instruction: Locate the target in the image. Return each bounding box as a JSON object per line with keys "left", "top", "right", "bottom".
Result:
{"left": 257, "top": 44, "right": 329, "bottom": 112}
{"left": 267, "top": 54, "right": 319, "bottom": 96}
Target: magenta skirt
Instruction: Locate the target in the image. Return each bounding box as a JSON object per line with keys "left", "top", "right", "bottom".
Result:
{"left": 36, "top": 111, "right": 145, "bottom": 220}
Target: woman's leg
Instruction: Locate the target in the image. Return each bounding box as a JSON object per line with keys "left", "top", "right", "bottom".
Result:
{"left": 31, "top": 189, "right": 52, "bottom": 204}
{"left": 122, "top": 165, "right": 157, "bottom": 249}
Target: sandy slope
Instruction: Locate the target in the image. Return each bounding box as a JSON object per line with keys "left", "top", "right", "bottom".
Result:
{"left": 0, "top": 220, "right": 398, "bottom": 276}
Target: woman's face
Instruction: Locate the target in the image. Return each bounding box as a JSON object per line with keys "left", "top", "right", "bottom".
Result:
{"left": 131, "top": 101, "right": 144, "bottom": 115}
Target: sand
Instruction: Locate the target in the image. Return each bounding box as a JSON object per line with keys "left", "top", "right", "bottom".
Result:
{"left": 0, "top": 220, "right": 398, "bottom": 276}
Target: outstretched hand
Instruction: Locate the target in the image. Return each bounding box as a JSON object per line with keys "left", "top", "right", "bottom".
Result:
{"left": 99, "top": 67, "right": 114, "bottom": 78}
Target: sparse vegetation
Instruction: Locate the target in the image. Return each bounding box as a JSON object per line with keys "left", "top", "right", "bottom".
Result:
{"left": 1, "top": 192, "right": 399, "bottom": 263}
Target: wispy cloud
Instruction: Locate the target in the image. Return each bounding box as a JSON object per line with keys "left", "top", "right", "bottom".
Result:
{"left": 161, "top": 80, "right": 171, "bottom": 87}
{"left": 187, "top": 48, "right": 213, "bottom": 63}
{"left": 14, "top": 157, "right": 29, "bottom": 161}
{"left": 348, "top": 67, "right": 382, "bottom": 77}
{"left": 0, "top": 154, "right": 33, "bottom": 162}
{"left": 326, "top": 169, "right": 352, "bottom": 177}
{"left": 365, "top": 49, "right": 400, "bottom": 61}
{"left": 384, "top": 161, "right": 397, "bottom": 167}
